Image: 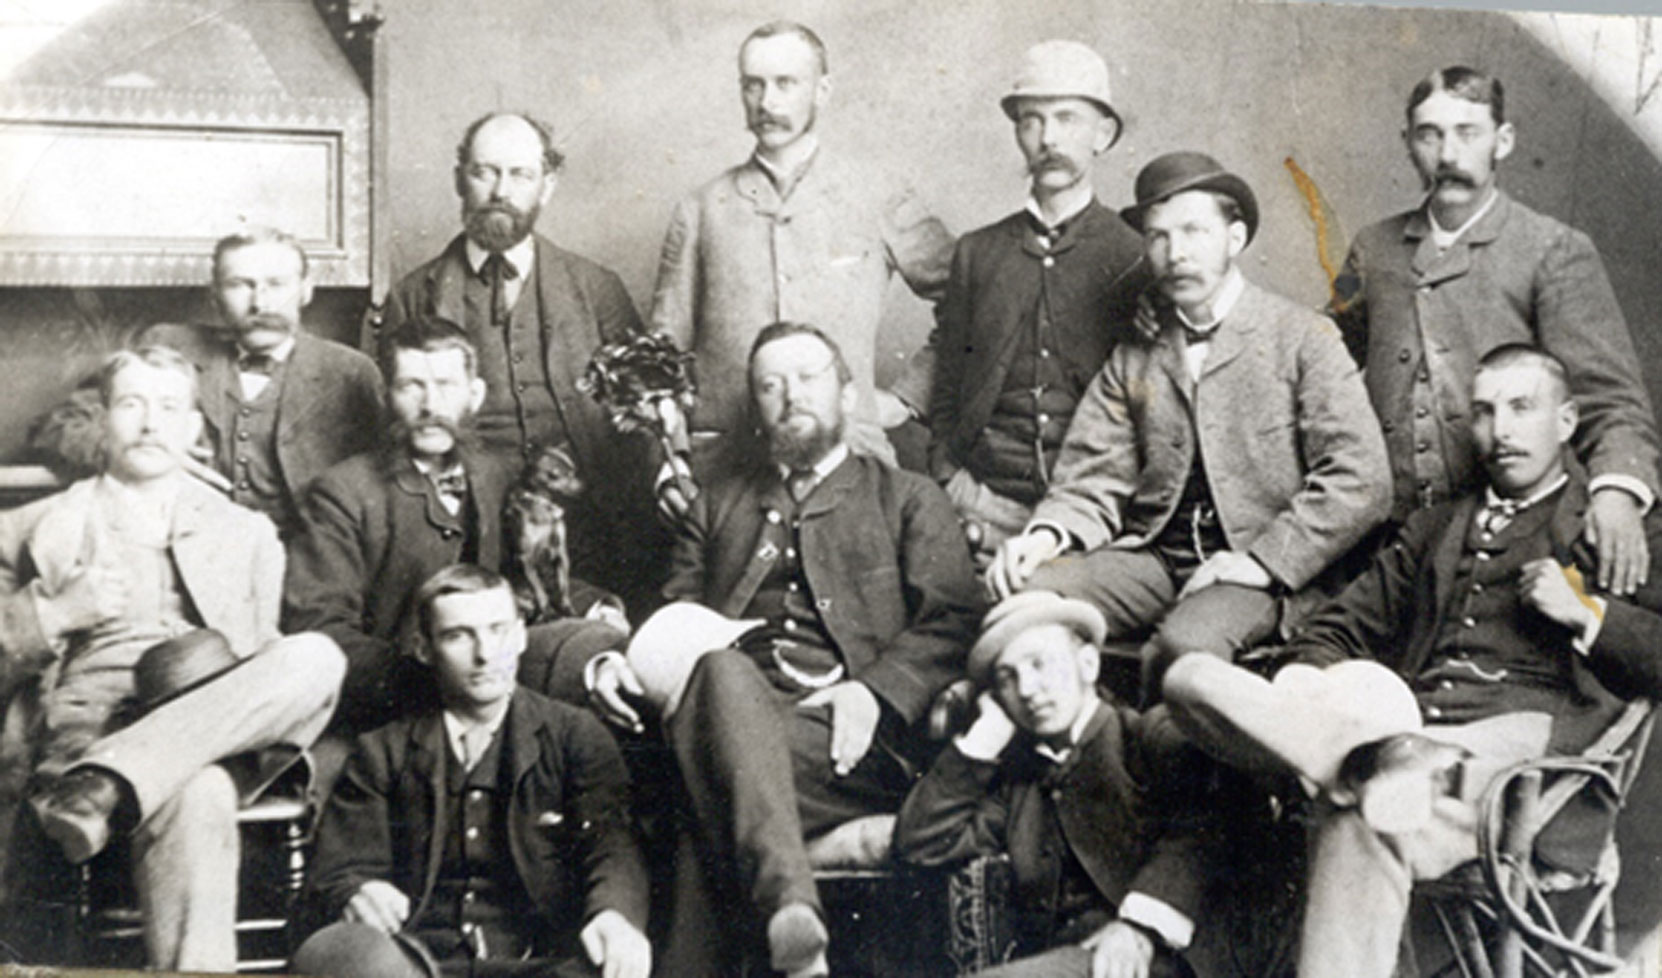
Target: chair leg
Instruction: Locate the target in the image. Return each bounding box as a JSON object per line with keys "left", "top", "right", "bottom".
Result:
{"left": 1496, "top": 771, "right": 1544, "bottom": 978}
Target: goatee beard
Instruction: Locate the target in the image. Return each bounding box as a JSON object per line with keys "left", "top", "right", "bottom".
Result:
{"left": 767, "top": 416, "right": 843, "bottom": 471}
{"left": 465, "top": 203, "right": 537, "bottom": 252}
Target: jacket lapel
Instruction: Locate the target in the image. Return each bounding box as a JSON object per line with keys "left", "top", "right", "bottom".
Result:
{"left": 407, "top": 713, "right": 449, "bottom": 915}
{"left": 274, "top": 334, "right": 324, "bottom": 437}
{"left": 389, "top": 452, "right": 465, "bottom": 534}
{"left": 1409, "top": 192, "right": 1510, "bottom": 287}
{"left": 1197, "top": 287, "right": 1255, "bottom": 381}
{"left": 1428, "top": 494, "right": 1482, "bottom": 628}
{"left": 718, "top": 475, "right": 790, "bottom": 619}
{"left": 424, "top": 237, "right": 473, "bottom": 328}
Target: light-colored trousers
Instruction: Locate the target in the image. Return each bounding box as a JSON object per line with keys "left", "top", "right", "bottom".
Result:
{"left": 1163, "top": 655, "right": 1551, "bottom": 978}
{"left": 45, "top": 633, "right": 344, "bottom": 971}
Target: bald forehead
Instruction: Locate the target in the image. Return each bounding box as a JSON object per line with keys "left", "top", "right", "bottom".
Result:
{"left": 465, "top": 115, "right": 543, "bottom": 163}
{"left": 740, "top": 32, "right": 823, "bottom": 75}
{"left": 1472, "top": 361, "right": 1567, "bottom": 405}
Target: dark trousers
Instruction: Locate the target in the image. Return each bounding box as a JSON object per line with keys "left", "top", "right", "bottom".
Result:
{"left": 659, "top": 649, "right": 911, "bottom": 976}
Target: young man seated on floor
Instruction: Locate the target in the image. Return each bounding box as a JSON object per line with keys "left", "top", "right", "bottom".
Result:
{"left": 292, "top": 564, "right": 649, "bottom": 978}
{"left": 894, "top": 590, "right": 1222, "bottom": 978}
{"left": 1162, "top": 345, "right": 1662, "bottom": 978}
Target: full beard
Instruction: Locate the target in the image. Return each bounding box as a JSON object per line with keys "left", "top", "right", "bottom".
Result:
{"left": 464, "top": 202, "right": 538, "bottom": 253}
{"left": 765, "top": 413, "right": 844, "bottom": 471}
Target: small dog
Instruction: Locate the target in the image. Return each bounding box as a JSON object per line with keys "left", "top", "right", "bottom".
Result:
{"left": 504, "top": 444, "right": 584, "bottom": 623}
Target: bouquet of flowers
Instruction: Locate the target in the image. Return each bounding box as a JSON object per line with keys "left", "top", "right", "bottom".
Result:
{"left": 579, "top": 332, "right": 699, "bottom": 505}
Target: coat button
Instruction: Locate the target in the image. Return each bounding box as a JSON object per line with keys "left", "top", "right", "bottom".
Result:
{"left": 766, "top": 509, "right": 782, "bottom": 524}
{"left": 1426, "top": 705, "right": 1443, "bottom": 719}
{"left": 1042, "top": 256, "right": 1055, "bottom": 268}
{"left": 465, "top": 826, "right": 480, "bottom": 840}
{"left": 1462, "top": 616, "right": 1476, "bottom": 628}
{"left": 1398, "top": 349, "right": 1411, "bottom": 363}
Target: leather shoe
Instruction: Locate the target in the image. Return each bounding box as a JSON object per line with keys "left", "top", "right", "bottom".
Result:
{"left": 34, "top": 768, "right": 128, "bottom": 864}
{"left": 1336, "top": 732, "right": 1470, "bottom": 834}
{"left": 767, "top": 901, "right": 829, "bottom": 977}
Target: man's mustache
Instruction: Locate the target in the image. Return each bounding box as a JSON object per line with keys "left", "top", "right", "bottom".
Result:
{"left": 752, "top": 112, "right": 791, "bottom": 131}
{"left": 1433, "top": 167, "right": 1478, "bottom": 189}
{"left": 1029, "top": 154, "right": 1080, "bottom": 177}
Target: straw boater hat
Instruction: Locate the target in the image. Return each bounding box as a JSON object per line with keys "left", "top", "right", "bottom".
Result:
{"left": 1001, "top": 40, "right": 1122, "bottom": 147}
{"left": 1120, "top": 150, "right": 1260, "bottom": 244}
{"left": 968, "top": 591, "right": 1107, "bottom": 686}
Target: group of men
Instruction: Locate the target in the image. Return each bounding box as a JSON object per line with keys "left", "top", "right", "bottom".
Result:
{"left": 2, "top": 18, "right": 1661, "bottom": 978}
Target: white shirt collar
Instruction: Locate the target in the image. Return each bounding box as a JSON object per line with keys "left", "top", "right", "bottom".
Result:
{"left": 1483, "top": 471, "right": 1569, "bottom": 514}
{"left": 776, "top": 442, "right": 849, "bottom": 486}
{"left": 1024, "top": 190, "right": 1095, "bottom": 232}
{"left": 1428, "top": 187, "right": 1499, "bottom": 249}
{"left": 753, "top": 135, "right": 820, "bottom": 192}
{"left": 1174, "top": 266, "right": 1246, "bottom": 333}
{"left": 237, "top": 334, "right": 296, "bottom": 366}
{"left": 464, "top": 235, "right": 536, "bottom": 281}
{"left": 1034, "top": 697, "right": 1100, "bottom": 765}
{"left": 443, "top": 704, "right": 510, "bottom": 766}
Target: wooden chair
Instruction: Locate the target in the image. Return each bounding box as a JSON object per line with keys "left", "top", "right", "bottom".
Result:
{"left": 1417, "top": 700, "right": 1657, "bottom": 978}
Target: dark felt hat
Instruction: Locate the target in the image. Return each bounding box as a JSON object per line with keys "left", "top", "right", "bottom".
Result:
{"left": 1120, "top": 151, "right": 1259, "bottom": 243}
{"left": 291, "top": 923, "right": 441, "bottom": 978}
{"left": 133, "top": 629, "right": 241, "bottom": 713}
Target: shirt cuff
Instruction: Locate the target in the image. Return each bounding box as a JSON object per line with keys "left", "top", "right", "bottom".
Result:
{"left": 1588, "top": 474, "right": 1655, "bottom": 514}
{"left": 1119, "top": 892, "right": 1194, "bottom": 951}
{"left": 582, "top": 650, "right": 628, "bottom": 694}
{"left": 1022, "top": 520, "right": 1076, "bottom": 551}
{"left": 1573, "top": 598, "right": 1608, "bottom": 656}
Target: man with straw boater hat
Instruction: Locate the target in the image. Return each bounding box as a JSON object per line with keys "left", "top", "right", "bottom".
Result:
{"left": 896, "top": 590, "right": 1221, "bottom": 977}
{"left": 928, "top": 40, "right": 1150, "bottom": 566}
{"left": 986, "top": 150, "right": 1391, "bottom": 699}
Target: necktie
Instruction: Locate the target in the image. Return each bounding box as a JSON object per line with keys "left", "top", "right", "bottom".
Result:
{"left": 431, "top": 469, "right": 468, "bottom": 499}
{"left": 1479, "top": 498, "right": 1521, "bottom": 536}
{"left": 238, "top": 353, "right": 276, "bottom": 375}
{"left": 1182, "top": 324, "right": 1217, "bottom": 347}
{"left": 481, "top": 252, "right": 518, "bottom": 326}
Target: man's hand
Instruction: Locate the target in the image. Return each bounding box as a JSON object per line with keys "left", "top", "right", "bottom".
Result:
{"left": 1585, "top": 488, "right": 1649, "bottom": 596}
{"left": 654, "top": 455, "right": 697, "bottom": 524}
{"left": 875, "top": 390, "right": 915, "bottom": 429}
{"left": 1131, "top": 291, "right": 1165, "bottom": 343}
{"left": 1520, "top": 558, "right": 1602, "bottom": 635}
{"left": 798, "top": 680, "right": 881, "bottom": 777}
{"left": 584, "top": 600, "right": 632, "bottom": 637}
{"left": 1176, "top": 550, "right": 1272, "bottom": 601}
{"left": 579, "top": 909, "right": 651, "bottom": 978}
{"left": 1083, "top": 920, "right": 1156, "bottom": 978}
{"left": 38, "top": 561, "right": 129, "bottom": 639}
{"left": 986, "top": 529, "right": 1065, "bottom": 600}
{"left": 342, "top": 880, "right": 409, "bottom": 934}
{"left": 587, "top": 654, "right": 646, "bottom": 734}
{"left": 956, "top": 691, "right": 1018, "bottom": 760}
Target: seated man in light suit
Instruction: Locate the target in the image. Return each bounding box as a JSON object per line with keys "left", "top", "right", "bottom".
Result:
{"left": 0, "top": 346, "right": 344, "bottom": 971}
{"left": 1163, "top": 345, "right": 1662, "bottom": 978}
{"left": 987, "top": 151, "right": 1391, "bottom": 698}
{"left": 293, "top": 564, "right": 649, "bottom": 978}
{"left": 585, "top": 321, "right": 981, "bottom": 977}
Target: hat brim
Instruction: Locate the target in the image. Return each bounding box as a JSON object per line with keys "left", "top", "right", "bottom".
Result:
{"left": 999, "top": 94, "right": 1123, "bottom": 150}
{"left": 968, "top": 593, "right": 1107, "bottom": 685}
{"left": 1121, "top": 171, "right": 1259, "bottom": 243}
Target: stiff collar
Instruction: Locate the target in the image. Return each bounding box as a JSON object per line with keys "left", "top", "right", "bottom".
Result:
{"left": 1427, "top": 186, "right": 1501, "bottom": 250}
{"left": 776, "top": 442, "right": 850, "bottom": 487}
{"left": 753, "top": 135, "right": 821, "bottom": 193}
{"left": 1034, "top": 696, "right": 1101, "bottom": 765}
{"left": 464, "top": 235, "right": 536, "bottom": 281}
{"left": 1024, "top": 189, "right": 1095, "bottom": 234}
{"left": 1174, "top": 266, "right": 1247, "bottom": 334}
{"left": 1483, "top": 470, "right": 1570, "bottom": 514}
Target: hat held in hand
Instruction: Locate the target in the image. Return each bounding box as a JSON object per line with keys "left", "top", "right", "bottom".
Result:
{"left": 134, "top": 628, "right": 242, "bottom": 713}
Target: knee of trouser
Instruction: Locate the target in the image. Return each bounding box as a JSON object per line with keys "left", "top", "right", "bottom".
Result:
{"left": 1160, "top": 652, "right": 1225, "bottom": 717}
{"left": 269, "top": 632, "right": 348, "bottom": 693}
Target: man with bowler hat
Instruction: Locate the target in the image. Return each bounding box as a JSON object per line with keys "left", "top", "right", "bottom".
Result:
{"left": 986, "top": 152, "right": 1391, "bottom": 698}
{"left": 928, "top": 40, "right": 1150, "bottom": 565}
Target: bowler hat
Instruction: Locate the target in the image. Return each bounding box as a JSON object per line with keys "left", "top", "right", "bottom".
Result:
{"left": 1001, "top": 40, "right": 1122, "bottom": 146}
{"left": 291, "top": 923, "right": 441, "bottom": 978}
{"left": 133, "top": 629, "right": 241, "bottom": 713}
{"left": 1121, "top": 151, "right": 1259, "bottom": 243}
{"left": 968, "top": 591, "right": 1107, "bottom": 685}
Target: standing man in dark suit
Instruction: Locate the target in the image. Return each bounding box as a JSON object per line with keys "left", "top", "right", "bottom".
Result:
{"left": 987, "top": 152, "right": 1391, "bottom": 695}
{"left": 896, "top": 591, "right": 1219, "bottom": 978}
{"left": 293, "top": 564, "right": 650, "bottom": 978}
{"left": 381, "top": 112, "right": 656, "bottom": 604}
{"left": 140, "top": 227, "right": 383, "bottom": 539}
{"left": 929, "top": 40, "right": 1149, "bottom": 563}
{"left": 585, "top": 322, "right": 981, "bottom": 977}
{"left": 1162, "top": 346, "right": 1662, "bottom": 978}
{"left": 1330, "top": 66, "right": 1661, "bottom": 595}
{"left": 284, "top": 318, "right": 625, "bottom": 735}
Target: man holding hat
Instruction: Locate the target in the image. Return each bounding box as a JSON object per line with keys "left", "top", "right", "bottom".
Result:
{"left": 0, "top": 345, "right": 345, "bottom": 970}
{"left": 927, "top": 40, "right": 1151, "bottom": 565}
{"left": 895, "top": 590, "right": 1220, "bottom": 978}
{"left": 1161, "top": 345, "right": 1662, "bottom": 978}
{"left": 986, "top": 151, "right": 1391, "bottom": 696}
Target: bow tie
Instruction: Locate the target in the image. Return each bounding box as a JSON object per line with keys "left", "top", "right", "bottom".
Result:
{"left": 1478, "top": 497, "right": 1526, "bottom": 535}
{"left": 1182, "top": 324, "right": 1219, "bottom": 347}
{"left": 238, "top": 353, "right": 279, "bottom": 375}
{"left": 481, "top": 252, "right": 520, "bottom": 282}
{"left": 431, "top": 469, "right": 469, "bottom": 499}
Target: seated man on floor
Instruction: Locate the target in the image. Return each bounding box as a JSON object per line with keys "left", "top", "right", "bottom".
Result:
{"left": 284, "top": 317, "right": 625, "bottom": 734}
{"left": 1162, "top": 344, "right": 1662, "bottom": 978}
{"left": 585, "top": 321, "right": 982, "bottom": 977}
{"left": 292, "top": 564, "right": 649, "bottom": 978}
{"left": 895, "top": 591, "right": 1220, "bottom": 978}
{"left": 985, "top": 151, "right": 1390, "bottom": 698}
{"left": 1, "top": 346, "right": 345, "bottom": 971}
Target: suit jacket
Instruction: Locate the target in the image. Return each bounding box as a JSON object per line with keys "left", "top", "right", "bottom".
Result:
{"left": 1287, "top": 466, "right": 1662, "bottom": 752}
{"left": 894, "top": 702, "right": 1218, "bottom": 943}
{"left": 1331, "top": 191, "right": 1661, "bottom": 518}
{"left": 384, "top": 233, "right": 644, "bottom": 490}
{"left": 1030, "top": 279, "right": 1392, "bottom": 590}
{"left": 663, "top": 453, "right": 981, "bottom": 725}
{"left": 282, "top": 446, "right": 514, "bottom": 731}
{"left": 928, "top": 201, "right": 1149, "bottom": 480}
{"left": 650, "top": 151, "right": 953, "bottom": 438}
{"left": 301, "top": 688, "right": 649, "bottom": 944}
{"left": 140, "top": 324, "right": 384, "bottom": 529}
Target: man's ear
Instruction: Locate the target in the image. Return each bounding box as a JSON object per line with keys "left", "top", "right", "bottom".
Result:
{"left": 184, "top": 410, "right": 205, "bottom": 450}
{"left": 468, "top": 376, "right": 487, "bottom": 414}
{"left": 840, "top": 381, "right": 858, "bottom": 418}
{"left": 298, "top": 276, "right": 315, "bottom": 310}
{"left": 1226, "top": 220, "right": 1249, "bottom": 260}
{"left": 537, "top": 171, "right": 558, "bottom": 208}
{"left": 1494, "top": 121, "right": 1516, "bottom": 164}
{"left": 1556, "top": 397, "right": 1580, "bottom": 445}
{"left": 453, "top": 165, "right": 468, "bottom": 201}
{"left": 814, "top": 72, "right": 833, "bottom": 111}
{"left": 412, "top": 634, "right": 433, "bottom": 667}
{"left": 1076, "top": 641, "right": 1102, "bottom": 688}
